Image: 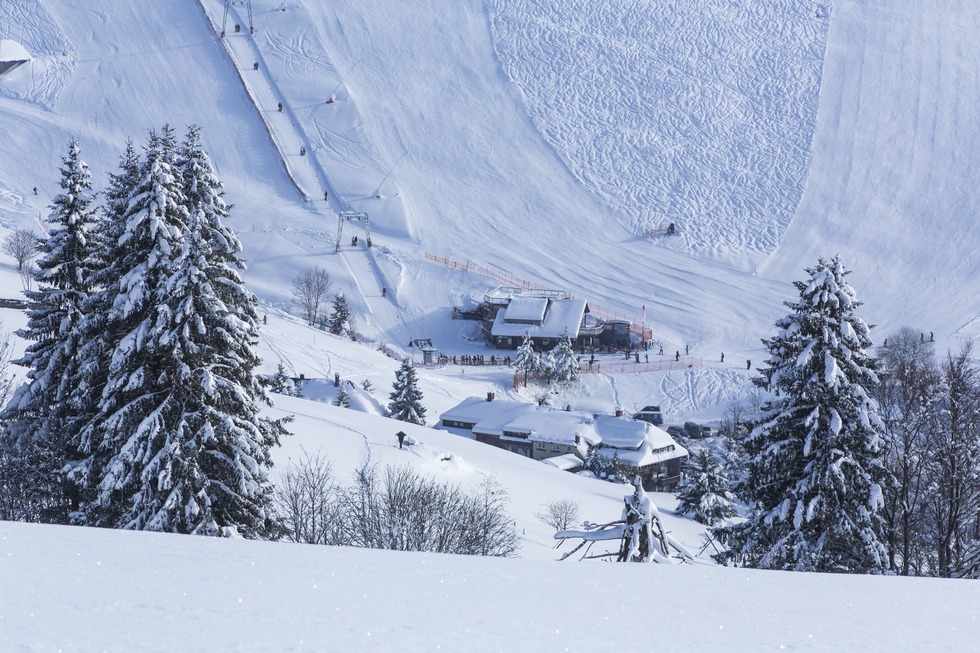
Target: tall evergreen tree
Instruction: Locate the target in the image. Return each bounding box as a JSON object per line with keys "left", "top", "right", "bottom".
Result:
{"left": 68, "top": 126, "right": 283, "bottom": 537}
{"left": 717, "top": 256, "right": 889, "bottom": 573}
{"left": 0, "top": 140, "right": 99, "bottom": 522}
{"left": 388, "top": 359, "right": 426, "bottom": 425}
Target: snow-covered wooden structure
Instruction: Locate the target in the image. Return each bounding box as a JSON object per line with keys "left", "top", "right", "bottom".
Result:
{"left": 0, "top": 40, "right": 31, "bottom": 76}
{"left": 437, "top": 395, "right": 688, "bottom": 489}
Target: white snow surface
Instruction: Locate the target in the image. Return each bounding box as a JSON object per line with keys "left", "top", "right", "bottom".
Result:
{"left": 1, "top": 0, "right": 979, "bottom": 649}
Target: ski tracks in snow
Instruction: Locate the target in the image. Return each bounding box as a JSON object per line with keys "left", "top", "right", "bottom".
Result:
{"left": 486, "top": 0, "right": 830, "bottom": 255}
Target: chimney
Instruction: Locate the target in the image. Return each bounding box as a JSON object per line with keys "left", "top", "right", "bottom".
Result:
{"left": 486, "top": 391, "right": 495, "bottom": 402}
{"left": 574, "top": 433, "right": 581, "bottom": 445}
{"left": 615, "top": 406, "right": 623, "bottom": 417}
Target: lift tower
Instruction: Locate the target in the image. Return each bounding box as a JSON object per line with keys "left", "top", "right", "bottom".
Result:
{"left": 221, "top": 0, "right": 254, "bottom": 37}
{"left": 337, "top": 211, "right": 371, "bottom": 251}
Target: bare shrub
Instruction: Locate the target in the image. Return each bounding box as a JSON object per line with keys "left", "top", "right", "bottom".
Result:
{"left": 536, "top": 498, "right": 581, "bottom": 532}
{"left": 272, "top": 449, "right": 342, "bottom": 544}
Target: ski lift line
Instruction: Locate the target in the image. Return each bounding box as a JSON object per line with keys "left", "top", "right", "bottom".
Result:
{"left": 203, "top": 0, "right": 341, "bottom": 205}
{"left": 373, "top": 151, "right": 408, "bottom": 196}
{"left": 199, "top": 2, "right": 308, "bottom": 200}
{"left": 327, "top": 58, "right": 363, "bottom": 99}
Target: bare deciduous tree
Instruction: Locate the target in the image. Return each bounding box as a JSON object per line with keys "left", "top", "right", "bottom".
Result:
{"left": 536, "top": 498, "right": 581, "bottom": 532}
{"left": 291, "top": 266, "right": 332, "bottom": 326}
{"left": 272, "top": 449, "right": 341, "bottom": 544}
{"left": 2, "top": 229, "right": 40, "bottom": 273}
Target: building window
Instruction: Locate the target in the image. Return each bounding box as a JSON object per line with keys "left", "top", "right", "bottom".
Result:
{"left": 536, "top": 442, "right": 545, "bottom": 450}
{"left": 551, "top": 443, "right": 561, "bottom": 451}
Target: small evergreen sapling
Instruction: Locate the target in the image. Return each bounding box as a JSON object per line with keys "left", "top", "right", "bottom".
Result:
{"left": 387, "top": 359, "right": 426, "bottom": 425}
{"left": 676, "top": 449, "right": 738, "bottom": 526}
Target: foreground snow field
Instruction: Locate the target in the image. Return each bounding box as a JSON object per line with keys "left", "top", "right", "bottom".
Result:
{"left": 3, "top": 519, "right": 979, "bottom": 652}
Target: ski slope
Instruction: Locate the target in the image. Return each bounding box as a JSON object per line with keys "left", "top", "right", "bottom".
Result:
{"left": 1, "top": 0, "right": 979, "bottom": 647}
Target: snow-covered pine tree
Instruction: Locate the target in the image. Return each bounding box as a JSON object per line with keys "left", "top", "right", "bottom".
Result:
{"left": 676, "top": 449, "right": 738, "bottom": 526}
{"left": 69, "top": 126, "right": 283, "bottom": 538}
{"left": 716, "top": 255, "right": 889, "bottom": 573}
{"left": 387, "top": 359, "right": 426, "bottom": 425}
{"left": 0, "top": 139, "right": 99, "bottom": 522}
{"left": 268, "top": 363, "right": 302, "bottom": 397}
{"left": 514, "top": 331, "right": 537, "bottom": 385}
{"left": 550, "top": 330, "right": 580, "bottom": 384}
{"left": 328, "top": 291, "right": 353, "bottom": 337}
{"left": 335, "top": 383, "right": 350, "bottom": 408}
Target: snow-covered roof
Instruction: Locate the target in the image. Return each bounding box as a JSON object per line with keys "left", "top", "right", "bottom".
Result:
{"left": 593, "top": 414, "right": 647, "bottom": 450}
{"left": 0, "top": 40, "right": 31, "bottom": 63}
{"left": 438, "top": 398, "right": 684, "bottom": 465}
{"left": 439, "top": 395, "right": 528, "bottom": 428}
{"left": 541, "top": 453, "right": 585, "bottom": 471}
{"left": 503, "top": 296, "right": 548, "bottom": 323}
{"left": 491, "top": 298, "right": 587, "bottom": 339}
{"left": 509, "top": 407, "right": 600, "bottom": 449}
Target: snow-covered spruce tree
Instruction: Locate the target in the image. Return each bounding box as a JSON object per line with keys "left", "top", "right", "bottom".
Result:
{"left": 387, "top": 359, "right": 426, "bottom": 425}
{"left": 676, "top": 449, "right": 738, "bottom": 526}
{"left": 716, "top": 255, "right": 889, "bottom": 573}
{"left": 68, "top": 126, "right": 284, "bottom": 537}
{"left": 328, "top": 291, "right": 353, "bottom": 337}
{"left": 0, "top": 140, "right": 99, "bottom": 523}
{"left": 335, "top": 383, "right": 350, "bottom": 408}
{"left": 514, "top": 331, "right": 537, "bottom": 385}
{"left": 550, "top": 330, "right": 579, "bottom": 384}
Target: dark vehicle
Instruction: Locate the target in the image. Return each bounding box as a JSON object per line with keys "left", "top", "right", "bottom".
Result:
{"left": 633, "top": 405, "right": 664, "bottom": 425}
{"left": 666, "top": 425, "right": 686, "bottom": 440}
{"left": 684, "top": 421, "right": 703, "bottom": 439}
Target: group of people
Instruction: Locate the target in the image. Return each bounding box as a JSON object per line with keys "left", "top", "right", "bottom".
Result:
{"left": 441, "top": 354, "right": 511, "bottom": 366}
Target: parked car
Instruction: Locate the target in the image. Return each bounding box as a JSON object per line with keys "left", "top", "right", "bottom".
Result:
{"left": 684, "top": 421, "right": 703, "bottom": 439}
{"left": 700, "top": 425, "right": 712, "bottom": 438}
{"left": 633, "top": 405, "right": 664, "bottom": 425}
{"left": 666, "top": 425, "right": 687, "bottom": 440}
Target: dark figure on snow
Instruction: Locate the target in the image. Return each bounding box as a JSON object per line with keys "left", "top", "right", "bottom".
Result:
{"left": 685, "top": 344, "right": 689, "bottom": 355}
{"left": 253, "top": 62, "right": 259, "bottom": 70}
{"left": 644, "top": 354, "right": 648, "bottom": 363}
{"left": 300, "top": 146, "right": 306, "bottom": 156}
{"left": 720, "top": 352, "right": 724, "bottom": 363}
{"left": 235, "top": 23, "right": 241, "bottom": 33}
{"left": 658, "top": 346, "right": 663, "bottom": 355}
{"left": 324, "top": 191, "right": 329, "bottom": 201}
{"left": 675, "top": 351, "right": 680, "bottom": 361}
{"left": 396, "top": 431, "right": 407, "bottom": 449}
{"left": 667, "top": 222, "right": 676, "bottom": 235}
{"left": 277, "top": 102, "right": 283, "bottom": 112}
{"left": 33, "top": 186, "right": 38, "bottom": 195}
{"left": 930, "top": 331, "right": 934, "bottom": 342}
{"left": 382, "top": 287, "right": 387, "bottom": 297}
{"left": 746, "top": 359, "right": 752, "bottom": 370}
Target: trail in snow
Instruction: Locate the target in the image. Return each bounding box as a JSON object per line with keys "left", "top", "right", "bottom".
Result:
{"left": 487, "top": 0, "right": 829, "bottom": 254}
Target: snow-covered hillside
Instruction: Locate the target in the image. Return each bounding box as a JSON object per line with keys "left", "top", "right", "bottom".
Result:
{"left": 1, "top": 0, "right": 979, "bottom": 648}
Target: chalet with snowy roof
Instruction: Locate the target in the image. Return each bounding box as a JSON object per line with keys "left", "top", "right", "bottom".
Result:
{"left": 437, "top": 395, "right": 687, "bottom": 490}
{"left": 480, "top": 287, "right": 629, "bottom": 350}
{"left": 0, "top": 40, "right": 31, "bottom": 76}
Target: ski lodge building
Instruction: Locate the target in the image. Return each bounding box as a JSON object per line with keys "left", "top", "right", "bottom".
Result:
{"left": 438, "top": 394, "right": 688, "bottom": 491}
{"left": 480, "top": 287, "right": 630, "bottom": 350}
